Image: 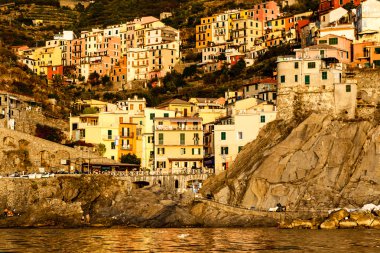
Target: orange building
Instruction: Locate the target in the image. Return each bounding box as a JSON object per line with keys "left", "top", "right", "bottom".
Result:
{"left": 118, "top": 117, "right": 138, "bottom": 160}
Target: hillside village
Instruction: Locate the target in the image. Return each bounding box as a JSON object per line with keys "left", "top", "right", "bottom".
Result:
{"left": 1, "top": 0, "right": 380, "bottom": 176}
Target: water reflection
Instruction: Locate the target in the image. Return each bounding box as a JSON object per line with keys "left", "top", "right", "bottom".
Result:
{"left": 1, "top": 228, "right": 380, "bottom": 252}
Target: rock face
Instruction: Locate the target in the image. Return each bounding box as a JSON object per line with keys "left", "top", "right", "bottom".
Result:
{"left": 0, "top": 176, "right": 280, "bottom": 228}
{"left": 0, "top": 176, "right": 196, "bottom": 228}
{"left": 202, "top": 113, "right": 380, "bottom": 211}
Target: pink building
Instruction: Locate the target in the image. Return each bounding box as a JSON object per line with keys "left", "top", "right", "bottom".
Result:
{"left": 295, "top": 44, "right": 351, "bottom": 64}
{"left": 66, "top": 38, "right": 85, "bottom": 67}
{"left": 316, "top": 34, "right": 353, "bottom": 62}
{"left": 252, "top": 1, "right": 280, "bottom": 23}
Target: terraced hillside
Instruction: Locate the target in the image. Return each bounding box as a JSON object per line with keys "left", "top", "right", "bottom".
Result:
{"left": 23, "top": 4, "right": 79, "bottom": 27}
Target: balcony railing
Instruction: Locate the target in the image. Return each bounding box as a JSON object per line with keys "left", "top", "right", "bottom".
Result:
{"left": 102, "top": 135, "right": 117, "bottom": 140}
{"left": 121, "top": 132, "right": 135, "bottom": 138}
{"left": 155, "top": 126, "right": 202, "bottom": 131}
{"left": 120, "top": 144, "right": 133, "bottom": 151}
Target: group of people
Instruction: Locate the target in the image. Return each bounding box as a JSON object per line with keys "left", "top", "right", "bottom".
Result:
{"left": 2, "top": 208, "right": 15, "bottom": 217}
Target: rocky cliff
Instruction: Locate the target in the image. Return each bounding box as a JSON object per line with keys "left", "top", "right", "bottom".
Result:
{"left": 202, "top": 113, "right": 380, "bottom": 211}
{"left": 0, "top": 175, "right": 280, "bottom": 228}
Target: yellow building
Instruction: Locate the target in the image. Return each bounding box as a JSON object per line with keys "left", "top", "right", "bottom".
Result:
{"left": 157, "top": 98, "right": 194, "bottom": 117}
{"left": 141, "top": 108, "right": 175, "bottom": 170}
{"left": 189, "top": 98, "right": 226, "bottom": 124}
{"left": 154, "top": 117, "right": 203, "bottom": 173}
{"left": 70, "top": 111, "right": 131, "bottom": 161}
{"left": 196, "top": 16, "right": 216, "bottom": 49}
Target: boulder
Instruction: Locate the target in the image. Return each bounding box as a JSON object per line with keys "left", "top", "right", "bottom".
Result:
{"left": 320, "top": 219, "right": 338, "bottom": 229}
{"left": 279, "top": 220, "right": 293, "bottom": 229}
{"left": 370, "top": 217, "right": 380, "bottom": 228}
{"left": 339, "top": 218, "right": 358, "bottom": 229}
{"left": 350, "top": 211, "right": 375, "bottom": 227}
{"left": 329, "top": 209, "right": 349, "bottom": 222}
{"left": 291, "top": 219, "right": 313, "bottom": 229}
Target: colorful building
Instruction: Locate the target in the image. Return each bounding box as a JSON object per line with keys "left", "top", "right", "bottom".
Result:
{"left": 154, "top": 117, "right": 203, "bottom": 173}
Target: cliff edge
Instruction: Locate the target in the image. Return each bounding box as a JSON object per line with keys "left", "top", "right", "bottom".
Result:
{"left": 202, "top": 113, "right": 380, "bottom": 211}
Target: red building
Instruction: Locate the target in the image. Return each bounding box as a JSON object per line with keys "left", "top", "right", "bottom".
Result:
{"left": 47, "top": 65, "right": 64, "bottom": 80}
{"left": 319, "top": 0, "right": 363, "bottom": 14}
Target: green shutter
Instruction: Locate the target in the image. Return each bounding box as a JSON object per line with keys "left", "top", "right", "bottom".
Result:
{"left": 322, "top": 72, "right": 327, "bottom": 80}
{"left": 180, "top": 133, "right": 185, "bottom": 145}
{"left": 305, "top": 75, "right": 310, "bottom": 85}
{"left": 221, "top": 132, "right": 226, "bottom": 140}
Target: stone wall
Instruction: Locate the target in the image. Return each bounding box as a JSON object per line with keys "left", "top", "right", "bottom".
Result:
{"left": 277, "top": 69, "right": 379, "bottom": 121}
{"left": 354, "top": 69, "right": 380, "bottom": 120}
{"left": 0, "top": 127, "right": 113, "bottom": 175}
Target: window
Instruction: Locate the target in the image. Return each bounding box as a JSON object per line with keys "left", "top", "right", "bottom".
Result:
{"left": 180, "top": 133, "right": 185, "bottom": 145}
{"left": 158, "top": 133, "right": 164, "bottom": 145}
{"left": 238, "top": 132, "right": 243, "bottom": 139}
{"left": 246, "top": 86, "right": 249, "bottom": 92}
{"left": 322, "top": 72, "right": 327, "bottom": 80}
{"left": 375, "top": 48, "right": 380, "bottom": 54}
{"left": 150, "top": 113, "right": 155, "bottom": 120}
{"left": 180, "top": 148, "right": 186, "bottom": 155}
{"left": 164, "top": 113, "right": 169, "bottom": 117}
{"left": 329, "top": 38, "right": 338, "bottom": 45}
{"left": 238, "top": 146, "right": 243, "bottom": 152}
{"left": 294, "top": 62, "right": 299, "bottom": 69}
{"left": 157, "top": 148, "right": 165, "bottom": 155}
{"left": 308, "top": 62, "right": 316, "bottom": 68}
{"left": 346, "top": 85, "right": 351, "bottom": 92}
{"left": 221, "top": 147, "right": 229, "bottom": 155}
{"left": 108, "top": 130, "right": 112, "bottom": 139}
{"left": 295, "top": 75, "right": 298, "bottom": 82}
{"left": 193, "top": 133, "right": 199, "bottom": 145}
{"left": 280, "top": 75, "right": 285, "bottom": 83}
{"left": 192, "top": 148, "right": 201, "bottom": 155}
{"left": 319, "top": 40, "right": 327, "bottom": 44}
{"left": 260, "top": 115, "right": 266, "bottom": 123}
{"left": 305, "top": 75, "right": 310, "bottom": 85}
{"left": 221, "top": 132, "right": 226, "bottom": 140}
{"left": 111, "top": 142, "right": 116, "bottom": 149}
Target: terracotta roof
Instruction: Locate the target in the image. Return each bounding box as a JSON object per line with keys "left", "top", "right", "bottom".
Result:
{"left": 244, "top": 77, "right": 277, "bottom": 86}
{"left": 157, "top": 98, "right": 191, "bottom": 108}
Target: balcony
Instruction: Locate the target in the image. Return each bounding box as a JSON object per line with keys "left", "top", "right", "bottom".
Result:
{"left": 120, "top": 144, "right": 133, "bottom": 151}
{"left": 102, "top": 135, "right": 117, "bottom": 140}
{"left": 155, "top": 125, "right": 202, "bottom": 131}
{"left": 276, "top": 55, "right": 297, "bottom": 62}
{"left": 120, "top": 132, "right": 135, "bottom": 138}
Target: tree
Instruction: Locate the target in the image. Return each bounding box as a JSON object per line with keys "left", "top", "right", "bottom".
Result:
{"left": 35, "top": 124, "right": 65, "bottom": 143}
{"left": 120, "top": 154, "right": 141, "bottom": 165}
{"left": 229, "top": 58, "right": 246, "bottom": 78}
{"left": 75, "top": 3, "right": 85, "bottom": 12}
{"left": 183, "top": 64, "right": 197, "bottom": 78}
{"left": 82, "top": 107, "right": 98, "bottom": 114}
{"left": 218, "top": 53, "right": 227, "bottom": 61}
{"left": 97, "top": 143, "right": 106, "bottom": 157}
{"left": 88, "top": 72, "right": 100, "bottom": 86}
